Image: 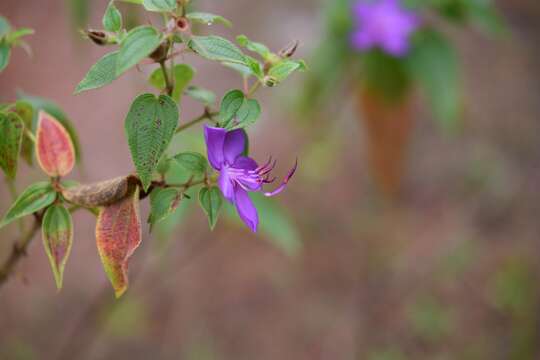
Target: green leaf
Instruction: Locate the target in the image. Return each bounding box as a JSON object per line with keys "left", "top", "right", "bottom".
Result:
{"left": 42, "top": 204, "right": 73, "bottom": 289}
{"left": 465, "top": 0, "right": 506, "bottom": 35}
{"left": 173, "top": 152, "right": 207, "bottom": 175}
{"left": 0, "top": 42, "right": 11, "bottom": 73}
{"left": 0, "top": 182, "right": 56, "bottom": 229}
{"left": 125, "top": 93, "right": 179, "bottom": 191}
{"left": 186, "top": 12, "right": 232, "bottom": 27}
{"left": 406, "top": 30, "right": 460, "bottom": 129}
{"left": 361, "top": 49, "right": 411, "bottom": 102}
{"left": 103, "top": 1, "right": 123, "bottom": 32}
{"left": 75, "top": 51, "right": 119, "bottom": 94}
{"left": 142, "top": 0, "right": 176, "bottom": 12}
{"left": 219, "top": 89, "right": 245, "bottom": 124}
{"left": 244, "top": 56, "right": 264, "bottom": 79}
{"left": 188, "top": 35, "right": 246, "bottom": 65}
{"left": 184, "top": 85, "right": 216, "bottom": 106}
{"left": 17, "top": 92, "right": 83, "bottom": 162}
{"left": 149, "top": 64, "right": 195, "bottom": 102}
{"left": 198, "top": 186, "right": 222, "bottom": 230}
{"left": 227, "top": 99, "right": 261, "bottom": 130}
{"left": 236, "top": 35, "right": 273, "bottom": 61}
{"left": 0, "top": 16, "right": 11, "bottom": 37}
{"left": 268, "top": 59, "right": 306, "bottom": 84}
{"left": 116, "top": 26, "right": 161, "bottom": 76}
{"left": 0, "top": 112, "right": 24, "bottom": 179}
{"left": 12, "top": 101, "right": 35, "bottom": 166}
{"left": 149, "top": 187, "right": 182, "bottom": 225}
{"left": 118, "top": 0, "right": 143, "bottom": 3}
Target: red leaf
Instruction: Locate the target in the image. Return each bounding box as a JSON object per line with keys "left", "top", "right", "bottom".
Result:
{"left": 36, "top": 111, "right": 75, "bottom": 177}
{"left": 96, "top": 186, "right": 142, "bottom": 298}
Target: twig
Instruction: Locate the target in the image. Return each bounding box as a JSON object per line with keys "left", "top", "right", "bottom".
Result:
{"left": 159, "top": 60, "right": 174, "bottom": 97}
{"left": 0, "top": 216, "right": 41, "bottom": 288}
{"left": 175, "top": 109, "right": 219, "bottom": 133}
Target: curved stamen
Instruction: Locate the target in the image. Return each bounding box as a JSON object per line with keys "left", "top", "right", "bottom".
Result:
{"left": 263, "top": 158, "right": 297, "bottom": 197}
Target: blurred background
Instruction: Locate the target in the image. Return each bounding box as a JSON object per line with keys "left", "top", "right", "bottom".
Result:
{"left": 1, "top": 0, "right": 540, "bottom": 359}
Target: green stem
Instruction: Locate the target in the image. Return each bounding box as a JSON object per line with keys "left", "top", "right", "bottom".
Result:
{"left": 246, "top": 81, "right": 261, "bottom": 98}
{"left": 159, "top": 60, "right": 174, "bottom": 97}
{"left": 175, "top": 110, "right": 218, "bottom": 134}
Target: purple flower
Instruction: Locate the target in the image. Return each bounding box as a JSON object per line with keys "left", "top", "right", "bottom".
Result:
{"left": 351, "top": 0, "right": 420, "bottom": 57}
{"left": 204, "top": 125, "right": 297, "bottom": 232}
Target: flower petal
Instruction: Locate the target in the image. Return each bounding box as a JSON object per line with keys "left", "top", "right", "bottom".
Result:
{"left": 218, "top": 170, "right": 235, "bottom": 202}
{"left": 233, "top": 156, "right": 258, "bottom": 170}
{"left": 234, "top": 187, "right": 258, "bottom": 232}
{"left": 223, "top": 129, "right": 246, "bottom": 165}
{"left": 204, "top": 125, "right": 226, "bottom": 170}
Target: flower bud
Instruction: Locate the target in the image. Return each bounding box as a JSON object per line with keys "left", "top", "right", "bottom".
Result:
{"left": 84, "top": 30, "right": 115, "bottom": 46}
{"left": 176, "top": 17, "right": 190, "bottom": 32}
{"left": 263, "top": 76, "right": 278, "bottom": 87}
{"left": 278, "top": 40, "right": 299, "bottom": 58}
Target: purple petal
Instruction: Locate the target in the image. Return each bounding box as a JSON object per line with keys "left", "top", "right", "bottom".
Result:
{"left": 218, "top": 171, "right": 235, "bottom": 202}
{"left": 381, "top": 35, "right": 410, "bottom": 57}
{"left": 233, "top": 156, "right": 258, "bottom": 170}
{"left": 234, "top": 187, "right": 258, "bottom": 232}
{"left": 223, "top": 129, "right": 246, "bottom": 165}
{"left": 264, "top": 159, "right": 298, "bottom": 197}
{"left": 204, "top": 125, "right": 226, "bottom": 170}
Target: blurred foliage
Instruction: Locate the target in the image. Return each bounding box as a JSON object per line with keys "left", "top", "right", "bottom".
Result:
{"left": 0, "top": 338, "right": 36, "bottom": 360}
{"left": 103, "top": 297, "right": 148, "bottom": 338}
{"left": 65, "top": 0, "right": 90, "bottom": 29}
{"left": 368, "top": 348, "right": 406, "bottom": 360}
{"left": 298, "top": 0, "right": 504, "bottom": 130}
{"left": 406, "top": 294, "right": 455, "bottom": 342}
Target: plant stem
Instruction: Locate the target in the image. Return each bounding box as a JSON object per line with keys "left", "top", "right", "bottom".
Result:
{"left": 159, "top": 60, "right": 174, "bottom": 97}
{"left": 246, "top": 80, "right": 261, "bottom": 98}
{"left": 0, "top": 218, "right": 40, "bottom": 288}
{"left": 175, "top": 110, "right": 219, "bottom": 133}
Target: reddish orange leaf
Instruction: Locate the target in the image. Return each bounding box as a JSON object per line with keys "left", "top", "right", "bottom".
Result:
{"left": 96, "top": 186, "right": 141, "bottom": 298}
{"left": 36, "top": 111, "right": 75, "bottom": 177}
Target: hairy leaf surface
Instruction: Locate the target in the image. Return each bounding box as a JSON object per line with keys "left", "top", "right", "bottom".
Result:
{"left": 0, "top": 182, "right": 56, "bottom": 229}
{"left": 0, "top": 112, "right": 24, "bottom": 179}
{"left": 42, "top": 204, "right": 73, "bottom": 289}
{"left": 36, "top": 111, "right": 75, "bottom": 177}
{"left": 125, "top": 93, "right": 179, "bottom": 191}
{"left": 96, "top": 186, "right": 141, "bottom": 298}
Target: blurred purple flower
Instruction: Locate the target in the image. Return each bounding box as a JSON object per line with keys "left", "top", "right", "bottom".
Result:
{"left": 351, "top": 0, "right": 420, "bottom": 57}
{"left": 204, "top": 125, "right": 297, "bottom": 232}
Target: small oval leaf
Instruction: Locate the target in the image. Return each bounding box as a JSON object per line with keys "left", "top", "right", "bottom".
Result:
{"left": 116, "top": 26, "right": 161, "bottom": 76}
{"left": 12, "top": 100, "right": 35, "bottom": 166}
{"left": 148, "top": 64, "right": 194, "bottom": 102}
{"left": 103, "top": 1, "right": 122, "bottom": 32}
{"left": 149, "top": 187, "right": 182, "bottom": 226}
{"left": 188, "top": 36, "right": 246, "bottom": 65}
{"left": 186, "top": 12, "right": 232, "bottom": 27}
{"left": 142, "top": 0, "right": 176, "bottom": 12}
{"left": 0, "top": 112, "right": 24, "bottom": 179}
{"left": 36, "top": 111, "right": 76, "bottom": 177}
{"left": 198, "top": 186, "right": 222, "bottom": 230}
{"left": 173, "top": 152, "right": 207, "bottom": 175}
{"left": 0, "top": 182, "right": 56, "bottom": 229}
{"left": 125, "top": 93, "right": 179, "bottom": 191}
{"left": 96, "top": 186, "right": 142, "bottom": 298}
{"left": 42, "top": 204, "right": 73, "bottom": 289}
{"left": 75, "top": 51, "right": 119, "bottom": 94}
